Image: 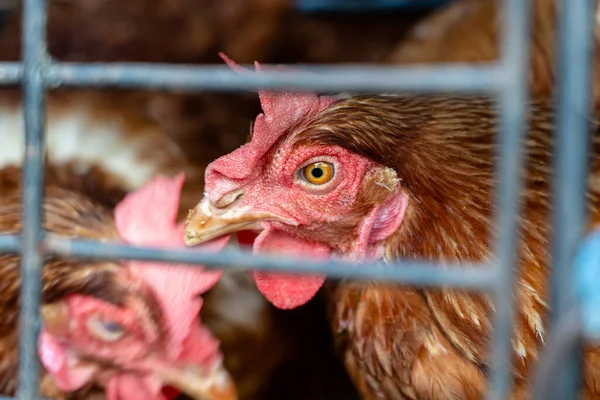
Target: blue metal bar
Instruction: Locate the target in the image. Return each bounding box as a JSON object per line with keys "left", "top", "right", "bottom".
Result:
{"left": 0, "top": 63, "right": 22, "bottom": 84}
{"left": 0, "top": 231, "right": 497, "bottom": 290}
{"left": 44, "top": 235, "right": 498, "bottom": 289}
{"left": 41, "top": 62, "right": 502, "bottom": 93}
{"left": 547, "top": 0, "right": 597, "bottom": 397}
{"left": 0, "top": 234, "right": 21, "bottom": 253}
{"left": 0, "top": 61, "right": 502, "bottom": 94}
{"left": 488, "top": 0, "right": 532, "bottom": 398}
{"left": 531, "top": 307, "right": 583, "bottom": 399}
{"left": 17, "top": 0, "right": 47, "bottom": 397}
{"left": 0, "top": 397, "right": 49, "bottom": 400}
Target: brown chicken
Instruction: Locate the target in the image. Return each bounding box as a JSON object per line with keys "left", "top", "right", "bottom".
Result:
{"left": 184, "top": 56, "right": 600, "bottom": 398}
{"left": 0, "top": 170, "right": 235, "bottom": 400}
{"left": 0, "top": 2, "right": 428, "bottom": 398}
{"left": 388, "top": 0, "right": 600, "bottom": 108}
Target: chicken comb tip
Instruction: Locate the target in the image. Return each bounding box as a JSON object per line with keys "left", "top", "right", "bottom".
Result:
{"left": 171, "top": 171, "right": 186, "bottom": 187}
{"left": 219, "top": 52, "right": 250, "bottom": 73}
{"left": 114, "top": 174, "right": 186, "bottom": 245}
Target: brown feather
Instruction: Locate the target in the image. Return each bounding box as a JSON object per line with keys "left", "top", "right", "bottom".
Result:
{"left": 291, "top": 95, "right": 600, "bottom": 398}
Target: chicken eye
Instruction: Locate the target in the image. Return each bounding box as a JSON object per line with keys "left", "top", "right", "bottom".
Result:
{"left": 86, "top": 315, "right": 126, "bottom": 342}
{"left": 303, "top": 162, "right": 334, "bottom": 185}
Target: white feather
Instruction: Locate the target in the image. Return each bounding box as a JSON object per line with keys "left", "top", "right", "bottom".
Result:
{"left": 0, "top": 102, "right": 163, "bottom": 190}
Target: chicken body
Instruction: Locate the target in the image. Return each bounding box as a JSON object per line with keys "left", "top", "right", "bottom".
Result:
{"left": 317, "top": 96, "right": 600, "bottom": 399}
{"left": 185, "top": 56, "right": 600, "bottom": 399}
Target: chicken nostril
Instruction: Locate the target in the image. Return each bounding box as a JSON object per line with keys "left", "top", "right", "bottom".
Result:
{"left": 213, "top": 188, "right": 245, "bottom": 209}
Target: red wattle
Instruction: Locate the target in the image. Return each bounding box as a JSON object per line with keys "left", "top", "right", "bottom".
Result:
{"left": 251, "top": 271, "right": 326, "bottom": 309}
{"left": 249, "top": 227, "right": 330, "bottom": 309}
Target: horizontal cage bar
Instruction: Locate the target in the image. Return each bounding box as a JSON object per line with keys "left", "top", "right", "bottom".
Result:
{"left": 0, "top": 232, "right": 499, "bottom": 289}
{"left": 50, "top": 234, "right": 501, "bottom": 289}
{"left": 0, "top": 61, "right": 504, "bottom": 93}
{"left": 0, "top": 62, "right": 21, "bottom": 84}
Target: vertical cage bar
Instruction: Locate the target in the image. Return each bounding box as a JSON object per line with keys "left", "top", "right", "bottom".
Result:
{"left": 488, "top": 0, "right": 532, "bottom": 398}
{"left": 548, "top": 0, "right": 596, "bottom": 398}
{"left": 17, "top": 0, "right": 47, "bottom": 397}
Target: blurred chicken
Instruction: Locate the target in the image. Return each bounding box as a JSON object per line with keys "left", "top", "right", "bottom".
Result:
{"left": 388, "top": 0, "right": 600, "bottom": 108}
{"left": 185, "top": 56, "right": 600, "bottom": 399}
{"left": 0, "top": 171, "right": 235, "bottom": 400}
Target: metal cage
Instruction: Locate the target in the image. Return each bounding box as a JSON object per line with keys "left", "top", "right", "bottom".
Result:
{"left": 0, "top": 0, "right": 595, "bottom": 399}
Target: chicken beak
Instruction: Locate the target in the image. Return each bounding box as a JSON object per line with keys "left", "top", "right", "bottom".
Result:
{"left": 152, "top": 359, "right": 238, "bottom": 400}
{"left": 185, "top": 196, "right": 284, "bottom": 246}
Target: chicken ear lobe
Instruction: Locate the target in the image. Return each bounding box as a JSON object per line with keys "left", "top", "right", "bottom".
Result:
{"left": 250, "top": 227, "right": 329, "bottom": 309}
{"left": 349, "top": 180, "right": 410, "bottom": 261}
{"left": 39, "top": 331, "right": 97, "bottom": 392}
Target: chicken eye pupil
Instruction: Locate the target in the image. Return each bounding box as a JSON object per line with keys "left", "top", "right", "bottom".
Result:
{"left": 311, "top": 168, "right": 324, "bottom": 178}
{"left": 102, "top": 321, "right": 124, "bottom": 334}
{"left": 301, "top": 161, "right": 334, "bottom": 186}
{"left": 86, "top": 315, "right": 126, "bottom": 342}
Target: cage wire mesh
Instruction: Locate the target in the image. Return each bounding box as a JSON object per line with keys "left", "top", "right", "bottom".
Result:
{"left": 0, "top": 0, "right": 595, "bottom": 398}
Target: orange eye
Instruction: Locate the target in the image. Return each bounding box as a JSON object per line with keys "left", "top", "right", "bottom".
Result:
{"left": 303, "top": 162, "right": 334, "bottom": 185}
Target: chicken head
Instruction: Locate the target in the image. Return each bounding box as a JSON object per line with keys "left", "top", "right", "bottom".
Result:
{"left": 185, "top": 55, "right": 409, "bottom": 309}
{"left": 39, "top": 174, "right": 236, "bottom": 400}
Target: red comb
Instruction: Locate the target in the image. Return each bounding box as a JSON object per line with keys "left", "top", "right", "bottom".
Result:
{"left": 114, "top": 174, "right": 230, "bottom": 357}
{"left": 204, "top": 54, "right": 337, "bottom": 202}
{"left": 114, "top": 173, "right": 185, "bottom": 245}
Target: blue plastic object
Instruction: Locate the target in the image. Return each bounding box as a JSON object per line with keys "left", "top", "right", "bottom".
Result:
{"left": 574, "top": 228, "right": 600, "bottom": 340}
{"left": 295, "top": 0, "right": 451, "bottom": 12}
